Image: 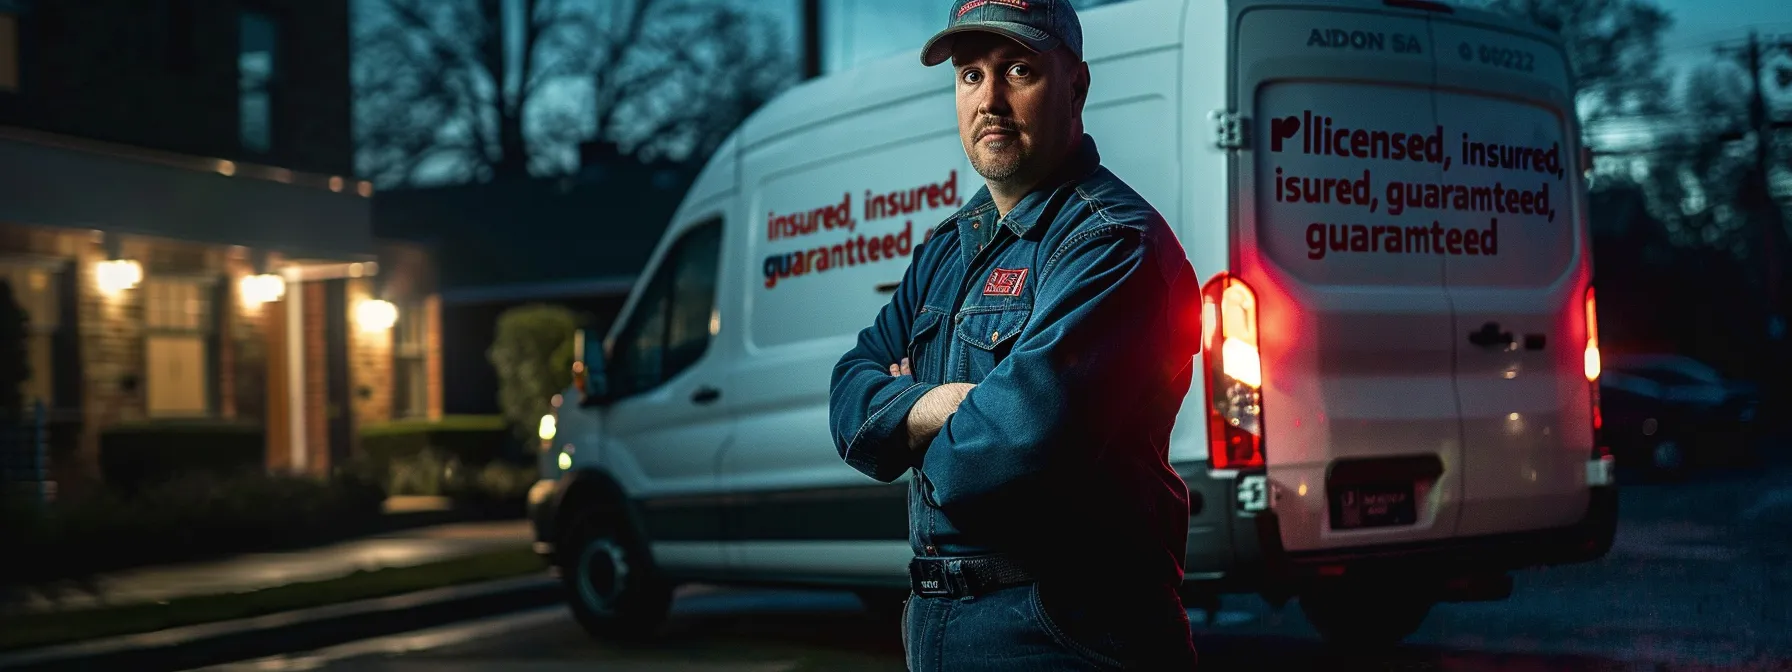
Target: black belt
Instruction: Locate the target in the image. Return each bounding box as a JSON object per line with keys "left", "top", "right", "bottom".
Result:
{"left": 909, "top": 554, "right": 1037, "bottom": 598}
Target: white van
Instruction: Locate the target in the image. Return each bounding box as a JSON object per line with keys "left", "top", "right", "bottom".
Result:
{"left": 528, "top": 0, "right": 1618, "bottom": 646}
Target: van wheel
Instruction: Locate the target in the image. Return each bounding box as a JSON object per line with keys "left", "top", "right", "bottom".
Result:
{"left": 1299, "top": 583, "right": 1432, "bottom": 648}
{"left": 557, "top": 510, "right": 673, "bottom": 642}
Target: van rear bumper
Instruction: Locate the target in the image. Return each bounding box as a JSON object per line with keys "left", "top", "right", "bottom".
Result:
{"left": 1177, "top": 464, "right": 1619, "bottom": 593}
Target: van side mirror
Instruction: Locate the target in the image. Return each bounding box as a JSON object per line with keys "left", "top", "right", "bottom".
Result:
{"left": 572, "top": 329, "right": 612, "bottom": 407}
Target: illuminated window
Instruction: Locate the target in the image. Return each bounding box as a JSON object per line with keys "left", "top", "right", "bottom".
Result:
{"left": 392, "top": 300, "right": 428, "bottom": 418}
{"left": 0, "top": 12, "right": 18, "bottom": 93}
{"left": 239, "top": 10, "right": 278, "bottom": 153}
{"left": 145, "top": 278, "right": 216, "bottom": 418}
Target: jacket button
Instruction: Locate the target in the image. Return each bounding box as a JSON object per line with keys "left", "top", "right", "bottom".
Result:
{"left": 991, "top": 330, "right": 1000, "bottom": 341}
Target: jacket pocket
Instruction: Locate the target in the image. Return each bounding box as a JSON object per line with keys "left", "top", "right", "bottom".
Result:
{"left": 906, "top": 308, "right": 946, "bottom": 383}
{"left": 953, "top": 305, "right": 1031, "bottom": 380}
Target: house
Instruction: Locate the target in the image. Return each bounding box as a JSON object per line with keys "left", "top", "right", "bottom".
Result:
{"left": 0, "top": 0, "right": 441, "bottom": 489}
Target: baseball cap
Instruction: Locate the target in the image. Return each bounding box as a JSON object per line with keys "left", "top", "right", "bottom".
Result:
{"left": 920, "top": 0, "right": 1084, "bottom": 67}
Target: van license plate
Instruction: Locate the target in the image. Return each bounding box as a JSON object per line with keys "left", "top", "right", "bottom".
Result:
{"left": 1330, "top": 484, "right": 1417, "bottom": 530}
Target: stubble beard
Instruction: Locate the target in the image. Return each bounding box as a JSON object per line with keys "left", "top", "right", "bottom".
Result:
{"left": 970, "top": 139, "right": 1029, "bottom": 186}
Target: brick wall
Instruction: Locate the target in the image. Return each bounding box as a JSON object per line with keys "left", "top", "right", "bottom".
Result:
{"left": 263, "top": 293, "right": 289, "bottom": 473}
{"left": 227, "top": 252, "right": 285, "bottom": 422}
{"left": 349, "top": 278, "right": 393, "bottom": 425}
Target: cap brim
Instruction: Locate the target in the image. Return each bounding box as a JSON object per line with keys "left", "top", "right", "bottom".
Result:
{"left": 920, "top": 21, "right": 1061, "bottom": 67}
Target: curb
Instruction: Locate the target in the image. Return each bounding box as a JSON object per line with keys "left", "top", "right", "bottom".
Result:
{"left": 0, "top": 574, "right": 565, "bottom": 672}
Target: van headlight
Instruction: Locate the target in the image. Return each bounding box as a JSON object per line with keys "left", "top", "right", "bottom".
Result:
{"left": 538, "top": 414, "right": 557, "bottom": 442}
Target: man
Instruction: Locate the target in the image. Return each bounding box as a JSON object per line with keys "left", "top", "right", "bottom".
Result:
{"left": 827, "top": 0, "right": 1202, "bottom": 669}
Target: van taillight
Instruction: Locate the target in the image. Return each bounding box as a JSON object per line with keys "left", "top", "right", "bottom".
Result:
{"left": 1585, "top": 287, "right": 1612, "bottom": 466}
{"left": 1204, "top": 274, "right": 1264, "bottom": 470}
{"left": 1584, "top": 288, "right": 1601, "bottom": 384}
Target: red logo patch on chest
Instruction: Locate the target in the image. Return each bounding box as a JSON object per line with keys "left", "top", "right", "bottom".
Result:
{"left": 982, "top": 268, "right": 1029, "bottom": 296}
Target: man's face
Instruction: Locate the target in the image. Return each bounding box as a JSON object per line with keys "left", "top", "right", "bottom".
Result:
{"left": 951, "top": 33, "right": 1086, "bottom": 187}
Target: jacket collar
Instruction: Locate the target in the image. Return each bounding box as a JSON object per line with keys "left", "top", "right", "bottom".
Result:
{"left": 1000, "top": 134, "right": 1102, "bottom": 238}
{"left": 952, "top": 133, "right": 1103, "bottom": 244}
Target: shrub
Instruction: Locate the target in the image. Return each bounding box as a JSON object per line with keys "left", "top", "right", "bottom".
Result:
{"left": 441, "top": 458, "right": 536, "bottom": 517}
{"left": 487, "top": 304, "right": 580, "bottom": 443}
{"left": 356, "top": 415, "right": 510, "bottom": 492}
{"left": 99, "top": 421, "right": 265, "bottom": 492}
{"left": 4, "top": 470, "right": 384, "bottom": 589}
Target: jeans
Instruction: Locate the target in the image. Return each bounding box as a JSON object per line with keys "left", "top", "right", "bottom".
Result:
{"left": 902, "top": 582, "right": 1197, "bottom": 671}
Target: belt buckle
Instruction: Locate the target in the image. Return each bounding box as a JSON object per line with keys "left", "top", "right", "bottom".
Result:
{"left": 910, "top": 557, "right": 955, "bottom": 597}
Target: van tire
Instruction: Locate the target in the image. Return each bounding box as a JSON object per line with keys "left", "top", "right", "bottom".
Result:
{"left": 557, "top": 508, "right": 673, "bottom": 643}
{"left": 1298, "top": 583, "right": 1432, "bottom": 648}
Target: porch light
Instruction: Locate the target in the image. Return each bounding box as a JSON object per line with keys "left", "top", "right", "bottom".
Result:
{"left": 240, "top": 273, "right": 286, "bottom": 305}
{"left": 356, "top": 299, "right": 398, "bottom": 332}
{"left": 96, "top": 259, "right": 143, "bottom": 294}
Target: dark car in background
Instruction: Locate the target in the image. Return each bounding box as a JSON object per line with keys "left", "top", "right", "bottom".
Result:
{"left": 1599, "top": 354, "right": 1761, "bottom": 476}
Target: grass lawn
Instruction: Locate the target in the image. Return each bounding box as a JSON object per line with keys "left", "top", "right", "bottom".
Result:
{"left": 0, "top": 546, "right": 546, "bottom": 653}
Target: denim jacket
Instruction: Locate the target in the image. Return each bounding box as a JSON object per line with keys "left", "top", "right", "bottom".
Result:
{"left": 828, "top": 135, "right": 1202, "bottom": 584}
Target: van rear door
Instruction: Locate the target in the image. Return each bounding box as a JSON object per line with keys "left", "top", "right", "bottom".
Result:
{"left": 1428, "top": 16, "right": 1595, "bottom": 536}
{"left": 1232, "top": 1, "right": 1465, "bottom": 552}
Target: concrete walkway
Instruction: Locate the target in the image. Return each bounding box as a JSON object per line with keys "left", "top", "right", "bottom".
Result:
{"left": 3, "top": 520, "right": 533, "bottom": 615}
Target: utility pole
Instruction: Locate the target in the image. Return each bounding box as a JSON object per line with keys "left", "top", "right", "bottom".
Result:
{"left": 1717, "top": 31, "right": 1792, "bottom": 339}
{"left": 801, "top": 0, "right": 824, "bottom": 80}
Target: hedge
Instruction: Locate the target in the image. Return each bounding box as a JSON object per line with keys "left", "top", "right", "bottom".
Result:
{"left": 95, "top": 415, "right": 513, "bottom": 492}
{"left": 99, "top": 420, "right": 265, "bottom": 492}
{"left": 357, "top": 415, "right": 512, "bottom": 471}
{"left": 3, "top": 469, "right": 386, "bottom": 587}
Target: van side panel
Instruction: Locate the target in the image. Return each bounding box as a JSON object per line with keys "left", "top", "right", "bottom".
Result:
{"left": 1429, "top": 17, "right": 1594, "bottom": 536}
{"left": 723, "top": 87, "right": 967, "bottom": 579}
{"left": 1234, "top": 4, "right": 1467, "bottom": 552}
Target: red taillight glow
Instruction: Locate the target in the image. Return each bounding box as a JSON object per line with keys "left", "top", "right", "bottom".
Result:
{"left": 1584, "top": 288, "right": 1601, "bottom": 382}
{"left": 1586, "top": 286, "right": 1609, "bottom": 459}
{"left": 1204, "top": 274, "right": 1264, "bottom": 470}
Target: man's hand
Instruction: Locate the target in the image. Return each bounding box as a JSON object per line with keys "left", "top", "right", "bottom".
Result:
{"left": 891, "top": 356, "right": 974, "bottom": 451}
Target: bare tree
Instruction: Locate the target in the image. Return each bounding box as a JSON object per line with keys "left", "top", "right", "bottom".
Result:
{"left": 355, "top": 0, "right": 794, "bottom": 188}
{"left": 355, "top": 0, "right": 592, "bottom": 185}
{"left": 1473, "top": 0, "right": 1675, "bottom": 122}
{"left": 1622, "top": 64, "right": 1757, "bottom": 251}
{"left": 580, "top": 0, "right": 793, "bottom": 168}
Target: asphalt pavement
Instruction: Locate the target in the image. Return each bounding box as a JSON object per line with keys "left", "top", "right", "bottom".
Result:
{"left": 202, "top": 460, "right": 1792, "bottom": 672}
